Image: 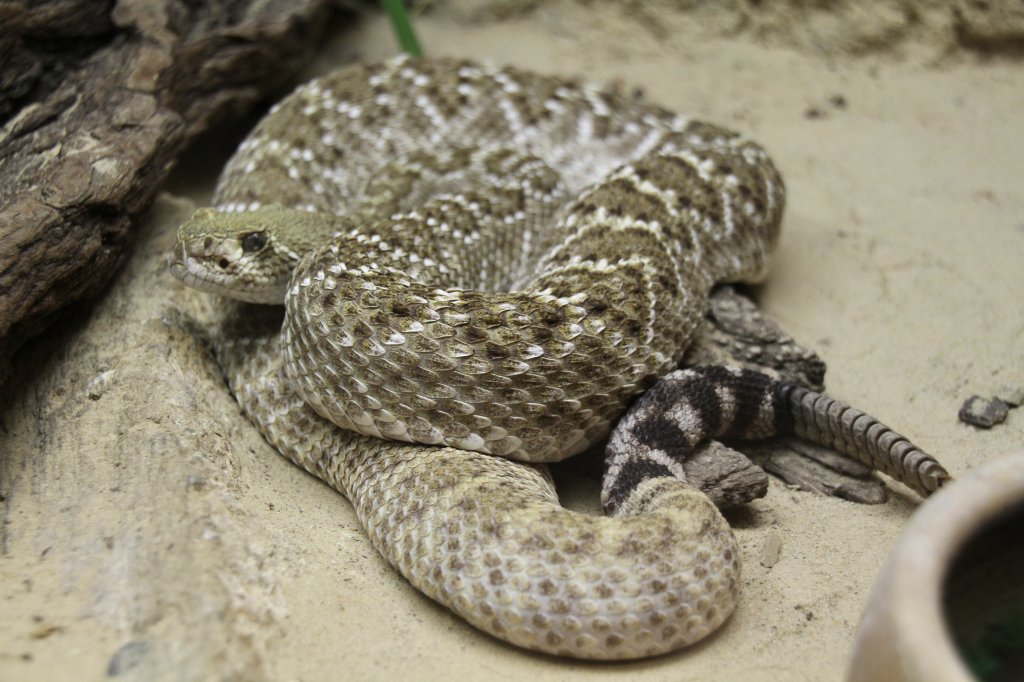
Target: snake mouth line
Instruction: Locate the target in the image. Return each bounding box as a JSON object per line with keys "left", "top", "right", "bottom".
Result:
{"left": 169, "top": 258, "right": 226, "bottom": 293}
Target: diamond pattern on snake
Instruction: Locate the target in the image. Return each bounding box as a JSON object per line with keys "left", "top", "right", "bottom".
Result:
{"left": 171, "top": 55, "right": 951, "bottom": 660}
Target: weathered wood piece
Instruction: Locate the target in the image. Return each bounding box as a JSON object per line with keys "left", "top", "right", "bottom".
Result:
{"left": 747, "top": 437, "right": 889, "bottom": 505}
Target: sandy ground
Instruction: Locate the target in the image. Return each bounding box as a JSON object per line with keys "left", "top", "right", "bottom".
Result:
{"left": 2, "top": 4, "right": 1022, "bottom": 681}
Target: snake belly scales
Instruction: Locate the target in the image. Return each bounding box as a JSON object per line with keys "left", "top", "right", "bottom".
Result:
{"left": 171, "top": 55, "right": 950, "bottom": 660}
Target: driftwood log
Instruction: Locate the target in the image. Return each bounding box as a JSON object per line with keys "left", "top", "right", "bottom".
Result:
{"left": 0, "top": 0, "right": 341, "bottom": 384}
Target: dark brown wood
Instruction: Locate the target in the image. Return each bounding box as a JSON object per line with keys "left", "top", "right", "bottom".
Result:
{"left": 683, "top": 440, "right": 770, "bottom": 509}
{"left": 747, "top": 437, "right": 889, "bottom": 505}
{"left": 0, "top": 0, "right": 339, "bottom": 383}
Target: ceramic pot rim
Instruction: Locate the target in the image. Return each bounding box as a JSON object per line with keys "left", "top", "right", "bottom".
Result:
{"left": 848, "top": 451, "right": 1024, "bottom": 682}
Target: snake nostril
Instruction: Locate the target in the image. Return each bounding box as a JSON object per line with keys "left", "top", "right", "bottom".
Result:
{"left": 218, "top": 258, "right": 230, "bottom": 269}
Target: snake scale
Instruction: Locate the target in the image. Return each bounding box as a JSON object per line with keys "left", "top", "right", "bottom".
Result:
{"left": 171, "top": 55, "right": 951, "bottom": 659}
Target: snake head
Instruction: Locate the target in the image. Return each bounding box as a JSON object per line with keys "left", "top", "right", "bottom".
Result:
{"left": 170, "top": 205, "right": 318, "bottom": 304}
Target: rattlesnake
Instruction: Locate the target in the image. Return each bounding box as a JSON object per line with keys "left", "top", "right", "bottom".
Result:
{"left": 171, "top": 55, "right": 950, "bottom": 660}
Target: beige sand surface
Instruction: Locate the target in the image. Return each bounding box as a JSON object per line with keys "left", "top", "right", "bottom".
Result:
{"left": 1, "top": 4, "right": 1022, "bottom": 681}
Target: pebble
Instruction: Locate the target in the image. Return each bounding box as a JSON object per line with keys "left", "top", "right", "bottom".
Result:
{"left": 958, "top": 395, "right": 1010, "bottom": 428}
{"left": 995, "top": 383, "right": 1024, "bottom": 407}
{"left": 760, "top": 531, "right": 783, "bottom": 568}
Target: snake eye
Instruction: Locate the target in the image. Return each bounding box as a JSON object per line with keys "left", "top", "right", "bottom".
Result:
{"left": 241, "top": 232, "right": 267, "bottom": 253}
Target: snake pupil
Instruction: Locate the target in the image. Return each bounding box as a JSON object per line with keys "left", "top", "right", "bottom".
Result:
{"left": 242, "top": 232, "right": 267, "bottom": 253}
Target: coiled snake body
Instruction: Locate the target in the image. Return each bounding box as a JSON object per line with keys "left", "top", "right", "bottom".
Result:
{"left": 172, "top": 56, "right": 949, "bottom": 659}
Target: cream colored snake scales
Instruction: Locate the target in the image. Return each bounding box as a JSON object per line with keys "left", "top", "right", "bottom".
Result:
{"left": 171, "top": 56, "right": 950, "bottom": 659}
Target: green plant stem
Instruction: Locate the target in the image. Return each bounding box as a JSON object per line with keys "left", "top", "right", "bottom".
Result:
{"left": 382, "top": 0, "right": 423, "bottom": 57}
